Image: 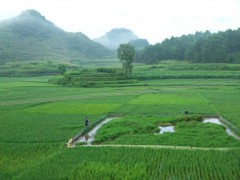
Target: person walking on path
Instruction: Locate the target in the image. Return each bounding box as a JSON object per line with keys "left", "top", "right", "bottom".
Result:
{"left": 85, "top": 117, "right": 89, "bottom": 127}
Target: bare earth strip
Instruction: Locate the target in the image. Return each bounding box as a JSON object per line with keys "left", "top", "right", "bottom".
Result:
{"left": 80, "top": 144, "right": 240, "bottom": 151}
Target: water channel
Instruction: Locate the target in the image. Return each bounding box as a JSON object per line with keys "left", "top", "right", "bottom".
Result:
{"left": 203, "top": 117, "right": 240, "bottom": 140}
{"left": 77, "top": 117, "right": 115, "bottom": 145}
{"left": 156, "top": 117, "right": 240, "bottom": 140}
{"left": 75, "top": 117, "right": 239, "bottom": 146}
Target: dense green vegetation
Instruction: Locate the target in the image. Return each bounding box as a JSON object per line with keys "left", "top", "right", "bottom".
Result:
{"left": 0, "top": 58, "right": 121, "bottom": 77}
{"left": 49, "top": 61, "right": 240, "bottom": 87}
{"left": 135, "top": 29, "right": 240, "bottom": 63}
{"left": 49, "top": 68, "right": 136, "bottom": 87}
{"left": 0, "top": 61, "right": 75, "bottom": 76}
{"left": 133, "top": 61, "right": 240, "bottom": 79}
{"left": 1, "top": 62, "right": 240, "bottom": 179}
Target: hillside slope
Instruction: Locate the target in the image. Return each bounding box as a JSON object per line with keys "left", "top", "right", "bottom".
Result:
{"left": 0, "top": 10, "right": 113, "bottom": 63}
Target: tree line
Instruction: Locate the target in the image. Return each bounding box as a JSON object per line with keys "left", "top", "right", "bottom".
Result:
{"left": 135, "top": 28, "right": 240, "bottom": 64}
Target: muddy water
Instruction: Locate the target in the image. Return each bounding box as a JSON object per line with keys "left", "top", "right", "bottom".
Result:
{"left": 77, "top": 117, "right": 115, "bottom": 145}
{"left": 203, "top": 118, "right": 240, "bottom": 140}
{"left": 203, "top": 118, "right": 222, "bottom": 125}
{"left": 157, "top": 126, "right": 175, "bottom": 134}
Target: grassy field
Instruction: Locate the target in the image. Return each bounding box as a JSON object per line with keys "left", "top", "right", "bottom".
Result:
{"left": 0, "top": 63, "right": 240, "bottom": 179}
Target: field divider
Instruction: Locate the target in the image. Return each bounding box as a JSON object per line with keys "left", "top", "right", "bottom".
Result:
{"left": 80, "top": 144, "right": 240, "bottom": 151}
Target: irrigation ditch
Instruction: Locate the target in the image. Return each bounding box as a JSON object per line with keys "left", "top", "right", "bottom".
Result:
{"left": 66, "top": 114, "right": 109, "bottom": 147}
{"left": 66, "top": 114, "right": 240, "bottom": 151}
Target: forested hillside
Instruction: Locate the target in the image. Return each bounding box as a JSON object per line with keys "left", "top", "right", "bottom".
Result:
{"left": 0, "top": 10, "right": 113, "bottom": 64}
{"left": 128, "top": 39, "right": 149, "bottom": 51}
{"left": 135, "top": 29, "right": 240, "bottom": 64}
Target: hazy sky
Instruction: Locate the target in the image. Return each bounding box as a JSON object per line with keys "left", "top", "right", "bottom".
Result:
{"left": 0, "top": 0, "right": 239, "bottom": 44}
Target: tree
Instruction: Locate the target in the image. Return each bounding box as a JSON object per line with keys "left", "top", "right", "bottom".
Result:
{"left": 58, "top": 64, "right": 67, "bottom": 75}
{"left": 117, "top": 44, "right": 135, "bottom": 77}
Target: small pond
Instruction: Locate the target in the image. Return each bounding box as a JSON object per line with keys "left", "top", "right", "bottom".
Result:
{"left": 157, "top": 126, "right": 175, "bottom": 134}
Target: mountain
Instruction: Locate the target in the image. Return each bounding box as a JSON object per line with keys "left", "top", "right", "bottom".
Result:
{"left": 94, "top": 28, "right": 139, "bottom": 50}
{"left": 0, "top": 10, "right": 113, "bottom": 63}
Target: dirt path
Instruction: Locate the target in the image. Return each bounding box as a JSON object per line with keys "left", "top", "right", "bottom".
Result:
{"left": 80, "top": 144, "right": 240, "bottom": 151}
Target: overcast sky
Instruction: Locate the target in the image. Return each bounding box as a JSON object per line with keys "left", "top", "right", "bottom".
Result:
{"left": 0, "top": 0, "right": 239, "bottom": 44}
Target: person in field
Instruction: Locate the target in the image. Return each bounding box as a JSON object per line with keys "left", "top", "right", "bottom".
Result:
{"left": 85, "top": 117, "right": 89, "bottom": 127}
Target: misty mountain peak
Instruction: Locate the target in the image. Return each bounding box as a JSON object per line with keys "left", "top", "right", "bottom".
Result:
{"left": 94, "top": 28, "right": 138, "bottom": 50}
{"left": 106, "top": 28, "right": 138, "bottom": 39}
{"left": 20, "top": 9, "right": 45, "bottom": 20}
{"left": 1, "top": 9, "right": 51, "bottom": 28}
{"left": 0, "top": 9, "right": 65, "bottom": 38}
{"left": 107, "top": 28, "right": 136, "bottom": 36}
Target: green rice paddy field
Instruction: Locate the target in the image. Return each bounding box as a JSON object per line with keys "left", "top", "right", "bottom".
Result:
{"left": 0, "top": 73, "right": 240, "bottom": 179}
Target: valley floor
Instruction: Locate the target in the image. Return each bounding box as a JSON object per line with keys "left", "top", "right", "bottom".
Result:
{"left": 0, "top": 76, "right": 240, "bottom": 179}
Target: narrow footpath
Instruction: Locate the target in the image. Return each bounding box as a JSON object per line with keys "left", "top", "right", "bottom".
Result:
{"left": 81, "top": 144, "right": 240, "bottom": 151}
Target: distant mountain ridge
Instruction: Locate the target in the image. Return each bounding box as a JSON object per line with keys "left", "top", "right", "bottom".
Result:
{"left": 0, "top": 10, "right": 113, "bottom": 63}
{"left": 94, "top": 28, "right": 142, "bottom": 50}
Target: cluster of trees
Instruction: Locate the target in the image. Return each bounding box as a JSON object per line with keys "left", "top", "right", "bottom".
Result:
{"left": 135, "top": 28, "right": 240, "bottom": 63}
{"left": 117, "top": 44, "right": 135, "bottom": 77}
